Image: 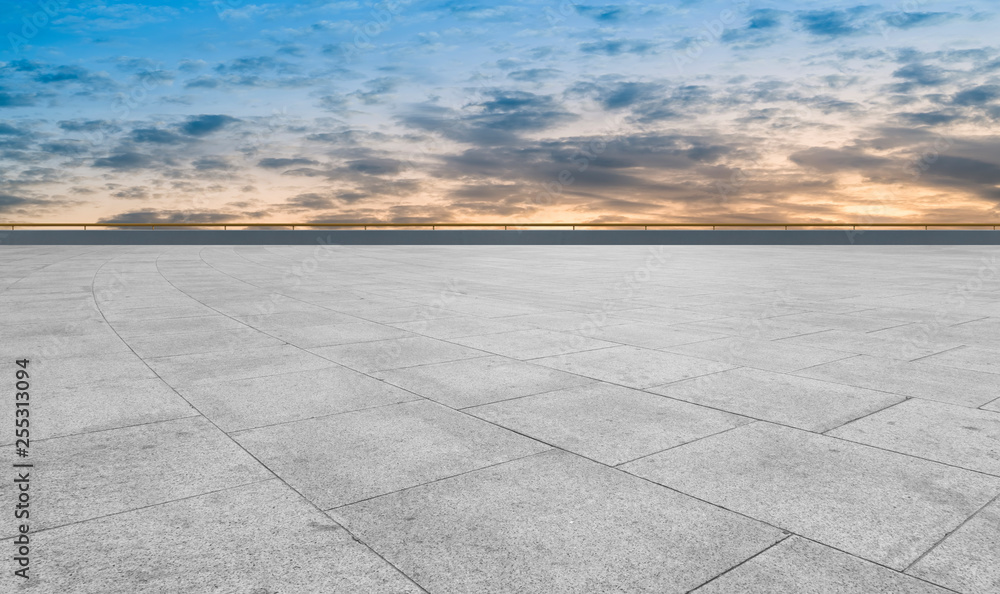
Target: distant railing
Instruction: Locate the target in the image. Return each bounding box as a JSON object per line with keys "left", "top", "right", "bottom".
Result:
{"left": 3, "top": 223, "right": 1000, "bottom": 230}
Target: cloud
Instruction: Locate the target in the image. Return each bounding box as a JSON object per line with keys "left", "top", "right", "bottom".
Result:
{"left": 132, "top": 128, "right": 186, "bottom": 144}
{"left": 180, "top": 115, "right": 239, "bottom": 136}
{"left": 952, "top": 85, "right": 1000, "bottom": 106}
{"left": 0, "top": 92, "right": 37, "bottom": 107}
{"left": 93, "top": 152, "right": 156, "bottom": 170}
{"left": 111, "top": 186, "right": 149, "bottom": 199}
{"left": 258, "top": 157, "right": 320, "bottom": 168}
{"left": 0, "top": 122, "right": 27, "bottom": 136}
{"left": 795, "top": 8, "right": 871, "bottom": 38}
{"left": 789, "top": 147, "right": 892, "bottom": 173}
{"left": 347, "top": 158, "right": 402, "bottom": 175}
{"left": 97, "top": 211, "right": 239, "bottom": 224}
{"left": 579, "top": 39, "right": 658, "bottom": 56}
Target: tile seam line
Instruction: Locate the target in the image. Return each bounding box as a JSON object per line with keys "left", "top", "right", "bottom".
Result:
{"left": 0, "top": 477, "right": 279, "bottom": 540}
{"left": 786, "top": 533, "right": 967, "bottom": 594}
{"left": 399, "top": 391, "right": 800, "bottom": 539}
{"left": 902, "top": 490, "right": 1000, "bottom": 574}
{"left": 906, "top": 344, "right": 969, "bottom": 363}
{"left": 325, "top": 448, "right": 556, "bottom": 512}
{"left": 146, "top": 250, "right": 434, "bottom": 593}
{"left": 189, "top": 247, "right": 553, "bottom": 366}
{"left": 10, "top": 412, "right": 204, "bottom": 446}
{"left": 612, "top": 421, "right": 759, "bottom": 468}
{"left": 226, "top": 396, "right": 426, "bottom": 435}
{"left": 682, "top": 535, "right": 793, "bottom": 593}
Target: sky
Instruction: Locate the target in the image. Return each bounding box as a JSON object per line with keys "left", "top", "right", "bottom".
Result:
{"left": 1, "top": 0, "right": 998, "bottom": 225}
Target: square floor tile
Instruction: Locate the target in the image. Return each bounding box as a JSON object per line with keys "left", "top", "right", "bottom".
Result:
{"left": 828, "top": 398, "right": 1000, "bottom": 475}
{"left": 532, "top": 345, "right": 734, "bottom": 389}
{"left": 374, "top": 355, "right": 593, "bottom": 408}
{"left": 309, "top": 336, "right": 486, "bottom": 373}
{"left": 452, "top": 328, "right": 617, "bottom": 360}
{"left": 147, "top": 344, "right": 335, "bottom": 385}
{"left": 332, "top": 450, "right": 783, "bottom": 594}
{"left": 232, "top": 399, "right": 548, "bottom": 508}
{"left": 468, "top": 382, "right": 752, "bottom": 465}
{"left": 907, "top": 498, "right": 1000, "bottom": 594}
{"left": 0, "top": 480, "right": 423, "bottom": 594}
{"left": 693, "top": 536, "right": 951, "bottom": 594}
{"left": 0, "top": 416, "right": 270, "bottom": 536}
{"left": 650, "top": 368, "right": 905, "bottom": 433}
{"left": 178, "top": 365, "right": 421, "bottom": 432}
{"left": 621, "top": 422, "right": 1000, "bottom": 569}
{"left": 795, "top": 355, "right": 1000, "bottom": 408}
{"left": 664, "top": 336, "right": 851, "bottom": 373}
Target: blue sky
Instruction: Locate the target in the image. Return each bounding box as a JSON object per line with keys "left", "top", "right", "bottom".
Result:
{"left": 1, "top": 0, "right": 998, "bottom": 224}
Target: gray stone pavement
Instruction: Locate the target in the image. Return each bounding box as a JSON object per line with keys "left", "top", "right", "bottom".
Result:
{"left": 1, "top": 245, "right": 999, "bottom": 593}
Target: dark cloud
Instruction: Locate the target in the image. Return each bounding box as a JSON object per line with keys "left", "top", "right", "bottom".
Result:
{"left": 881, "top": 12, "right": 957, "bottom": 30}
{"left": 192, "top": 157, "right": 233, "bottom": 171}
{"left": 258, "top": 157, "right": 320, "bottom": 168}
{"left": 0, "top": 92, "right": 36, "bottom": 107}
{"left": 789, "top": 147, "right": 892, "bottom": 173}
{"left": 579, "top": 39, "right": 658, "bottom": 56}
{"left": 132, "top": 128, "right": 186, "bottom": 144}
{"left": 180, "top": 115, "right": 239, "bottom": 136}
{"left": 898, "top": 111, "right": 961, "bottom": 126}
{"left": 41, "top": 141, "right": 88, "bottom": 155}
{"left": 507, "top": 69, "right": 561, "bottom": 82}
{"left": 98, "top": 211, "right": 239, "bottom": 224}
{"left": 59, "top": 119, "right": 117, "bottom": 132}
{"left": 0, "top": 123, "right": 27, "bottom": 136}
{"left": 399, "top": 92, "right": 578, "bottom": 146}
{"left": 796, "top": 8, "right": 870, "bottom": 38}
{"left": 111, "top": 186, "right": 149, "bottom": 200}
{"left": 722, "top": 9, "right": 786, "bottom": 47}
{"left": 347, "top": 158, "right": 402, "bottom": 176}
{"left": 93, "top": 152, "right": 155, "bottom": 170}
{"left": 952, "top": 85, "right": 1000, "bottom": 106}
{"left": 892, "top": 63, "right": 949, "bottom": 87}
{"left": 574, "top": 5, "right": 627, "bottom": 22}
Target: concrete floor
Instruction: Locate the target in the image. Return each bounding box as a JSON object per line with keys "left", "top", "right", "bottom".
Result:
{"left": 2, "top": 245, "right": 999, "bottom": 593}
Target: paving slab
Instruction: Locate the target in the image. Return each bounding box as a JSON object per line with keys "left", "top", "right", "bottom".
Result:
{"left": 828, "top": 398, "right": 1000, "bottom": 475}
{"left": 390, "top": 315, "right": 527, "bottom": 339}
{"left": 0, "top": 416, "right": 270, "bottom": 537}
{"left": 467, "top": 382, "right": 752, "bottom": 465}
{"left": 0, "top": 480, "right": 423, "bottom": 594}
{"left": 452, "top": 328, "right": 618, "bottom": 359}
{"left": 908, "top": 497, "right": 1000, "bottom": 594}
{"left": 2, "top": 376, "right": 196, "bottom": 443}
{"left": 121, "top": 326, "right": 287, "bottom": 358}
{"left": 146, "top": 344, "right": 335, "bottom": 385}
{"left": 232, "top": 399, "right": 549, "bottom": 508}
{"left": 178, "top": 365, "right": 422, "bottom": 432}
{"left": 309, "top": 335, "right": 487, "bottom": 373}
{"left": 672, "top": 315, "right": 829, "bottom": 340}
{"left": 261, "top": 320, "right": 417, "bottom": 348}
{"left": 111, "top": 314, "right": 248, "bottom": 336}
{"left": 663, "top": 336, "right": 851, "bottom": 373}
{"left": 794, "top": 354, "right": 1000, "bottom": 408}
{"left": 532, "top": 345, "right": 735, "bottom": 389}
{"left": 777, "top": 311, "right": 910, "bottom": 333}
{"left": 566, "top": 321, "right": 725, "bottom": 349}
{"left": 621, "top": 422, "right": 1000, "bottom": 569}
{"left": 374, "top": 355, "right": 594, "bottom": 409}
{"left": 779, "top": 329, "right": 961, "bottom": 361}
{"left": 649, "top": 367, "right": 905, "bottom": 433}
{"left": 918, "top": 345, "right": 1000, "bottom": 375}
{"left": 332, "top": 449, "right": 784, "bottom": 594}
{"left": 692, "top": 536, "right": 952, "bottom": 593}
